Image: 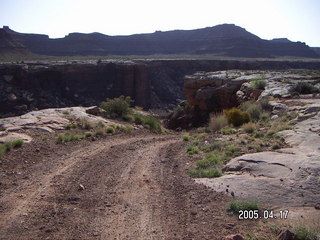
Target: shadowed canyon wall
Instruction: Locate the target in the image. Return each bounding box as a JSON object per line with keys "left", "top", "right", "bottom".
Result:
{"left": 1, "top": 59, "right": 320, "bottom": 117}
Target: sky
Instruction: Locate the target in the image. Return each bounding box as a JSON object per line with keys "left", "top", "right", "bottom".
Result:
{"left": 1, "top": 0, "right": 320, "bottom": 46}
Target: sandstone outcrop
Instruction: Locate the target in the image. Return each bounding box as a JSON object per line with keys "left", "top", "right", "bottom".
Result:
{"left": 0, "top": 106, "right": 120, "bottom": 143}
{"left": 184, "top": 71, "right": 247, "bottom": 112}
{"left": 196, "top": 98, "right": 320, "bottom": 207}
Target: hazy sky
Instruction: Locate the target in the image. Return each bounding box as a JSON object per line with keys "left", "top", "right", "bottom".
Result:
{"left": 1, "top": 0, "right": 320, "bottom": 46}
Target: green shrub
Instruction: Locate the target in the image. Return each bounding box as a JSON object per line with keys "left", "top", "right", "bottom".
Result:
{"left": 143, "top": 116, "right": 162, "bottom": 133}
{"left": 65, "top": 123, "right": 77, "bottom": 130}
{"left": 289, "top": 82, "right": 319, "bottom": 94}
{"left": 95, "top": 129, "right": 105, "bottom": 136}
{"left": 85, "top": 131, "right": 93, "bottom": 138}
{"left": 97, "top": 121, "right": 105, "bottom": 128}
{"left": 56, "top": 135, "right": 64, "bottom": 144}
{"left": 240, "top": 101, "right": 262, "bottom": 121}
{"left": 224, "top": 108, "right": 250, "bottom": 127}
{"left": 119, "top": 125, "right": 133, "bottom": 133}
{"left": 134, "top": 114, "right": 144, "bottom": 125}
{"left": 11, "top": 139, "right": 24, "bottom": 148}
{"left": 100, "top": 95, "right": 132, "bottom": 119}
{"left": 254, "top": 131, "right": 264, "bottom": 138}
{"left": 201, "top": 141, "right": 223, "bottom": 152}
{"left": 294, "top": 225, "right": 319, "bottom": 240}
{"left": 183, "top": 135, "right": 190, "bottom": 141}
{"left": 0, "top": 144, "right": 6, "bottom": 157}
{"left": 77, "top": 118, "right": 93, "bottom": 130}
{"left": 221, "top": 128, "right": 236, "bottom": 135}
{"left": 209, "top": 113, "right": 228, "bottom": 132}
{"left": 106, "top": 127, "right": 115, "bottom": 133}
{"left": 251, "top": 79, "right": 266, "bottom": 90}
{"left": 71, "top": 135, "right": 85, "bottom": 141}
{"left": 195, "top": 154, "right": 222, "bottom": 168}
{"left": 188, "top": 168, "right": 222, "bottom": 178}
{"left": 186, "top": 146, "right": 199, "bottom": 155}
{"left": 62, "top": 110, "right": 70, "bottom": 115}
{"left": 242, "top": 122, "right": 256, "bottom": 133}
{"left": 225, "top": 145, "right": 240, "bottom": 156}
{"left": 227, "top": 200, "right": 259, "bottom": 214}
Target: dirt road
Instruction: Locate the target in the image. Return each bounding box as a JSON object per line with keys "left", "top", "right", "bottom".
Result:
{"left": 0, "top": 131, "right": 250, "bottom": 240}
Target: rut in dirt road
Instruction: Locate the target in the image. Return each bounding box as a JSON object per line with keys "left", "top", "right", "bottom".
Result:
{"left": 0, "top": 133, "right": 240, "bottom": 240}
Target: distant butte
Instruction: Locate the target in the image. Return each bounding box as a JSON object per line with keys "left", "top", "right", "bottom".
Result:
{"left": 0, "top": 24, "right": 319, "bottom": 58}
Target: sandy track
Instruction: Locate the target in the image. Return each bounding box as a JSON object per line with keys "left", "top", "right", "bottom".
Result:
{"left": 0, "top": 133, "right": 245, "bottom": 240}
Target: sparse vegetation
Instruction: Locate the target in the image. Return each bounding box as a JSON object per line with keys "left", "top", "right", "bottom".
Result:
{"left": 85, "top": 131, "right": 93, "bottom": 138}
{"left": 62, "top": 110, "right": 70, "bottom": 115}
{"left": 106, "top": 126, "right": 115, "bottom": 133}
{"left": 188, "top": 168, "right": 222, "bottom": 178}
{"left": 100, "top": 95, "right": 133, "bottom": 119}
{"left": 209, "top": 113, "right": 228, "bottom": 132}
{"left": 227, "top": 200, "right": 260, "bottom": 214}
{"left": 251, "top": 78, "right": 267, "bottom": 90}
{"left": 294, "top": 225, "right": 319, "bottom": 240}
{"left": 221, "top": 127, "right": 236, "bottom": 135}
{"left": 0, "top": 139, "right": 24, "bottom": 157}
{"left": 242, "top": 122, "right": 256, "bottom": 133}
{"left": 133, "top": 113, "right": 162, "bottom": 133}
{"left": 183, "top": 135, "right": 190, "bottom": 141}
{"left": 289, "top": 81, "right": 319, "bottom": 94}
{"left": 186, "top": 145, "right": 199, "bottom": 155}
{"left": 224, "top": 108, "right": 250, "bottom": 127}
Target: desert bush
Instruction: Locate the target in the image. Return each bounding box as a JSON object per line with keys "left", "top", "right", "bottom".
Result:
{"left": 221, "top": 127, "right": 236, "bottom": 135}
{"left": 134, "top": 113, "right": 162, "bottom": 133}
{"left": 242, "top": 122, "right": 256, "bottom": 133}
{"left": 56, "top": 133, "right": 85, "bottom": 143}
{"left": 77, "top": 118, "right": 93, "bottom": 130}
{"left": 11, "top": 139, "right": 24, "bottom": 148}
{"left": 0, "top": 144, "right": 6, "bottom": 157}
{"left": 100, "top": 95, "right": 132, "bottom": 119}
{"left": 95, "top": 129, "right": 105, "bottom": 136}
{"left": 106, "top": 126, "right": 115, "bottom": 133}
{"left": 224, "top": 108, "right": 250, "bottom": 127}
{"left": 227, "top": 200, "right": 259, "bottom": 214}
{"left": 209, "top": 113, "right": 228, "bottom": 132}
{"left": 195, "top": 154, "right": 222, "bottom": 169}
{"left": 225, "top": 145, "right": 240, "bottom": 156}
{"left": 85, "top": 131, "right": 93, "bottom": 138}
{"left": 183, "top": 135, "right": 190, "bottom": 141}
{"left": 201, "top": 141, "right": 224, "bottom": 152}
{"left": 134, "top": 113, "right": 144, "bottom": 125}
{"left": 251, "top": 78, "right": 266, "bottom": 90}
{"left": 65, "top": 123, "right": 77, "bottom": 129}
{"left": 186, "top": 145, "right": 199, "bottom": 155}
{"left": 294, "top": 225, "right": 319, "bottom": 240}
{"left": 289, "top": 82, "right": 319, "bottom": 94}
{"left": 118, "top": 125, "right": 133, "bottom": 133}
{"left": 240, "top": 101, "right": 262, "bottom": 121}
{"left": 188, "top": 168, "right": 222, "bottom": 178}
{"left": 62, "top": 110, "right": 70, "bottom": 115}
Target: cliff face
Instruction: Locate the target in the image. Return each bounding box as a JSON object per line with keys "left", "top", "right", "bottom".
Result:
{"left": 0, "top": 61, "right": 150, "bottom": 117}
{"left": 1, "top": 59, "right": 320, "bottom": 117}
{"left": 1, "top": 24, "right": 319, "bottom": 58}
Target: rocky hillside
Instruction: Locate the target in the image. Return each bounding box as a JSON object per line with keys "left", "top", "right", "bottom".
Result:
{"left": 1, "top": 24, "right": 319, "bottom": 58}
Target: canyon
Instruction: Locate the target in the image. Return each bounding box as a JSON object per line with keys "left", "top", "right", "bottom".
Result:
{"left": 1, "top": 59, "right": 320, "bottom": 117}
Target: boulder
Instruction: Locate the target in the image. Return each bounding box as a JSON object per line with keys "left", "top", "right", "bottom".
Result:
{"left": 277, "top": 229, "right": 298, "bottom": 240}
{"left": 224, "top": 234, "right": 244, "bottom": 240}
{"left": 184, "top": 71, "right": 247, "bottom": 112}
